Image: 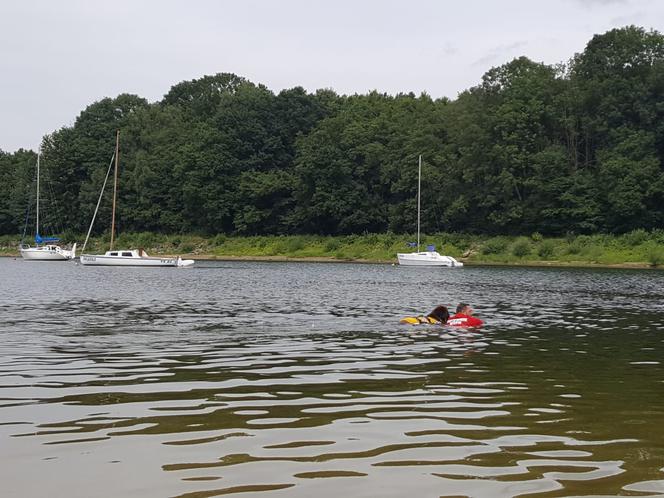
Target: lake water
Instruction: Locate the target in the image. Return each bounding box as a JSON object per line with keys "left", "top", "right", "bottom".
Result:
{"left": 1, "top": 258, "right": 664, "bottom": 497}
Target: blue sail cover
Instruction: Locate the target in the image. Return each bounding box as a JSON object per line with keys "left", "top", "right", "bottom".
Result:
{"left": 407, "top": 242, "right": 417, "bottom": 248}
{"left": 35, "top": 233, "right": 60, "bottom": 244}
{"left": 426, "top": 244, "right": 436, "bottom": 251}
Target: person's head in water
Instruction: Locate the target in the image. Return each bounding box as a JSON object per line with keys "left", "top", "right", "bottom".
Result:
{"left": 456, "top": 303, "right": 473, "bottom": 315}
{"left": 427, "top": 305, "right": 450, "bottom": 323}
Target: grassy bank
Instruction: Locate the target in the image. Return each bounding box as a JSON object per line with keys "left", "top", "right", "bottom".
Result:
{"left": 2, "top": 230, "right": 664, "bottom": 267}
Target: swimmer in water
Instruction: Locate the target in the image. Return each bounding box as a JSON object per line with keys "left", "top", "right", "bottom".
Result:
{"left": 446, "top": 303, "right": 484, "bottom": 328}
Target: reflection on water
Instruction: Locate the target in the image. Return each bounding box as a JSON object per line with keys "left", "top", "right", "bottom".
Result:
{"left": 1, "top": 259, "right": 664, "bottom": 497}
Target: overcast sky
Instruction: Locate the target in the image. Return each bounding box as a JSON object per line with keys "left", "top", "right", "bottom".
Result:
{"left": 1, "top": 0, "right": 663, "bottom": 152}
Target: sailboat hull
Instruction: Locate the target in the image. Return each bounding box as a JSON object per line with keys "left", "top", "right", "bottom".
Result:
{"left": 80, "top": 250, "right": 193, "bottom": 267}
{"left": 80, "top": 255, "right": 180, "bottom": 267}
{"left": 20, "top": 246, "right": 75, "bottom": 261}
{"left": 397, "top": 251, "right": 463, "bottom": 267}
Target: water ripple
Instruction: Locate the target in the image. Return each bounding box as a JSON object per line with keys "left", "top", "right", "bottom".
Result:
{"left": 1, "top": 259, "right": 664, "bottom": 497}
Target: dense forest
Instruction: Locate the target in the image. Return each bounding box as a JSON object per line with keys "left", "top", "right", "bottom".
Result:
{"left": 2, "top": 26, "right": 664, "bottom": 238}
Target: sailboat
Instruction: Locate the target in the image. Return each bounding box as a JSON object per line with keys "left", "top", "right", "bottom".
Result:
{"left": 396, "top": 155, "right": 463, "bottom": 267}
{"left": 19, "top": 152, "right": 76, "bottom": 261}
{"left": 79, "top": 130, "right": 194, "bottom": 267}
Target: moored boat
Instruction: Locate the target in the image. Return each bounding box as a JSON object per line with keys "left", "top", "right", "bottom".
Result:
{"left": 396, "top": 155, "right": 463, "bottom": 267}
{"left": 80, "top": 249, "right": 193, "bottom": 267}
{"left": 397, "top": 250, "right": 462, "bottom": 267}
{"left": 19, "top": 152, "right": 76, "bottom": 261}
{"left": 20, "top": 243, "right": 76, "bottom": 261}
{"left": 79, "top": 130, "right": 194, "bottom": 268}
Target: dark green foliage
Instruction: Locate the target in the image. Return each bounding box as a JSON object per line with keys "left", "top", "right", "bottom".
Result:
{"left": 0, "top": 149, "right": 36, "bottom": 235}
{"left": 2, "top": 27, "right": 664, "bottom": 238}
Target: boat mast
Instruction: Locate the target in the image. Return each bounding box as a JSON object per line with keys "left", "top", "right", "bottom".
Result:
{"left": 417, "top": 154, "right": 421, "bottom": 252}
{"left": 110, "top": 130, "right": 119, "bottom": 251}
{"left": 36, "top": 152, "right": 40, "bottom": 241}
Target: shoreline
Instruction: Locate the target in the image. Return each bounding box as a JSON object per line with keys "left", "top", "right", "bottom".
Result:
{"left": 3, "top": 231, "right": 663, "bottom": 270}
{"left": 195, "top": 255, "right": 661, "bottom": 269}
{"left": 2, "top": 252, "right": 660, "bottom": 270}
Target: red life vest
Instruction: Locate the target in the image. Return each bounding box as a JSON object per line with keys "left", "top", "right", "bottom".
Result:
{"left": 446, "top": 313, "right": 483, "bottom": 328}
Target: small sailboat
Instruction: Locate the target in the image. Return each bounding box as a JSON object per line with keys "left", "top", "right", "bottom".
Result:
{"left": 396, "top": 155, "right": 463, "bottom": 267}
{"left": 19, "top": 152, "right": 76, "bottom": 261}
{"left": 80, "top": 248, "right": 192, "bottom": 267}
{"left": 79, "top": 130, "right": 194, "bottom": 267}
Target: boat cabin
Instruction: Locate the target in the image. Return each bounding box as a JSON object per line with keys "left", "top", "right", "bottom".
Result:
{"left": 104, "top": 249, "right": 148, "bottom": 258}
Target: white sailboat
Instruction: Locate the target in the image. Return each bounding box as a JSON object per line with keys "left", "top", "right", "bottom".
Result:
{"left": 396, "top": 155, "right": 463, "bottom": 267}
{"left": 79, "top": 130, "right": 194, "bottom": 267}
{"left": 19, "top": 152, "right": 76, "bottom": 261}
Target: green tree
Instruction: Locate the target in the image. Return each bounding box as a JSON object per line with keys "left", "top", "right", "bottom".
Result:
{"left": 0, "top": 149, "right": 36, "bottom": 235}
{"left": 40, "top": 94, "right": 149, "bottom": 233}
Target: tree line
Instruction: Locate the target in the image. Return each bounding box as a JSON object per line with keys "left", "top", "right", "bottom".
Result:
{"left": 2, "top": 26, "right": 663, "bottom": 238}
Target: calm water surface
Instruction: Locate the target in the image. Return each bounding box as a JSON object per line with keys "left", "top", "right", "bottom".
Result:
{"left": 1, "top": 258, "right": 664, "bottom": 497}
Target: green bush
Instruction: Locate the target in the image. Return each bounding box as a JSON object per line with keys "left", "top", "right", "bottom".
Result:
{"left": 623, "top": 229, "right": 649, "bottom": 247}
{"left": 575, "top": 235, "right": 592, "bottom": 247}
{"left": 334, "top": 250, "right": 347, "bottom": 259}
{"left": 255, "top": 237, "right": 269, "bottom": 248}
{"left": 283, "top": 237, "right": 306, "bottom": 252}
{"left": 213, "top": 234, "right": 226, "bottom": 246}
{"left": 135, "top": 232, "right": 156, "bottom": 248}
{"left": 180, "top": 244, "right": 194, "bottom": 253}
{"left": 324, "top": 238, "right": 341, "bottom": 252}
{"left": 566, "top": 239, "right": 582, "bottom": 255}
{"left": 531, "top": 232, "right": 543, "bottom": 242}
{"left": 537, "top": 240, "right": 556, "bottom": 259}
{"left": 372, "top": 233, "right": 397, "bottom": 249}
{"left": 647, "top": 246, "right": 664, "bottom": 267}
{"left": 481, "top": 237, "right": 509, "bottom": 255}
{"left": 512, "top": 238, "right": 531, "bottom": 257}
{"left": 652, "top": 229, "right": 664, "bottom": 244}
{"left": 364, "top": 233, "right": 379, "bottom": 245}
